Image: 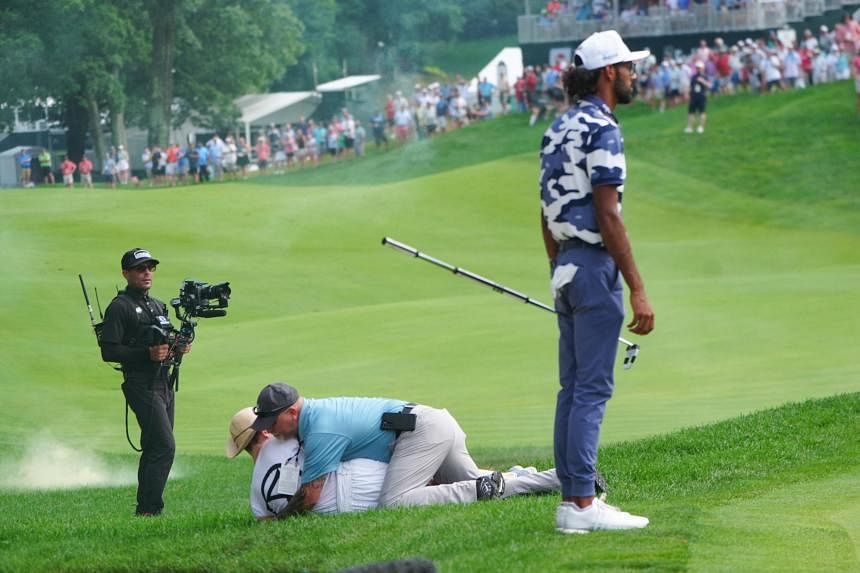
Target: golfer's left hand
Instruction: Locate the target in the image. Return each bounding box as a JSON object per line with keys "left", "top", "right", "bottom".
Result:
{"left": 627, "top": 290, "right": 654, "bottom": 335}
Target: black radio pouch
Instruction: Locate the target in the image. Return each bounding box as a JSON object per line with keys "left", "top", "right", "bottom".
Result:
{"left": 381, "top": 412, "right": 416, "bottom": 432}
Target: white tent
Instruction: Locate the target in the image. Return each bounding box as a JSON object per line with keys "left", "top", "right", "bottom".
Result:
{"left": 468, "top": 47, "right": 524, "bottom": 112}
{"left": 0, "top": 146, "right": 30, "bottom": 188}
{"left": 315, "top": 75, "right": 381, "bottom": 93}
{"left": 234, "top": 91, "right": 322, "bottom": 142}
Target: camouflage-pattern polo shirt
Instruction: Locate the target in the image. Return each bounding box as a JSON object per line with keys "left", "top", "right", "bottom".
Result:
{"left": 540, "top": 94, "right": 626, "bottom": 247}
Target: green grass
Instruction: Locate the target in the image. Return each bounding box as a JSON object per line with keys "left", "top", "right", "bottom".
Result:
{"left": 423, "top": 34, "right": 519, "bottom": 78}
{"left": 0, "top": 80, "right": 858, "bottom": 571}
{"left": 0, "top": 394, "right": 856, "bottom": 572}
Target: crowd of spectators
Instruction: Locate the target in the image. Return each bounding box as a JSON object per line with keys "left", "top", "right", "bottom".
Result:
{"left": 14, "top": 12, "right": 860, "bottom": 188}
{"left": 633, "top": 19, "right": 859, "bottom": 120}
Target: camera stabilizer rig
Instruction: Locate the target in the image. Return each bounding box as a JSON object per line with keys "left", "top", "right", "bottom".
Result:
{"left": 156, "top": 280, "right": 232, "bottom": 391}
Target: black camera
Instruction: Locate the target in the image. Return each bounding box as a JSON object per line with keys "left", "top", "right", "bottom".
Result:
{"left": 171, "top": 280, "right": 231, "bottom": 319}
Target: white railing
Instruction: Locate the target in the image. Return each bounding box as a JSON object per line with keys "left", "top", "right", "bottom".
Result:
{"left": 518, "top": 0, "right": 841, "bottom": 43}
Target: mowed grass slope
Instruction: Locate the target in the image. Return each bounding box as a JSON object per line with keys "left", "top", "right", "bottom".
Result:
{"left": 0, "top": 81, "right": 857, "bottom": 571}
{"left": 0, "top": 395, "right": 856, "bottom": 572}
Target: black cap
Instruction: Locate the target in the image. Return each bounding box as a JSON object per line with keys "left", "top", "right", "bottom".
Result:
{"left": 252, "top": 383, "right": 299, "bottom": 431}
{"left": 121, "top": 248, "right": 160, "bottom": 270}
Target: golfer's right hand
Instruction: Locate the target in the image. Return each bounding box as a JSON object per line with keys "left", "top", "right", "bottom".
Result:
{"left": 627, "top": 290, "right": 654, "bottom": 335}
{"left": 149, "top": 344, "right": 170, "bottom": 362}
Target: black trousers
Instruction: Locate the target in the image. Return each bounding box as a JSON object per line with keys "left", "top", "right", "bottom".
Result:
{"left": 122, "top": 380, "right": 175, "bottom": 514}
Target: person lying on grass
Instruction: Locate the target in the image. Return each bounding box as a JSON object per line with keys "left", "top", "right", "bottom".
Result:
{"left": 227, "top": 406, "right": 561, "bottom": 519}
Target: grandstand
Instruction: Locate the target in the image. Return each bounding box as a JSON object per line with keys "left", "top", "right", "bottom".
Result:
{"left": 519, "top": 0, "right": 859, "bottom": 61}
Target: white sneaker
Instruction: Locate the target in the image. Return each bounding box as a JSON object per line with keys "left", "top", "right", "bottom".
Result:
{"left": 556, "top": 499, "right": 649, "bottom": 534}
{"left": 684, "top": 127, "right": 693, "bottom": 133}
{"left": 696, "top": 126, "right": 704, "bottom": 133}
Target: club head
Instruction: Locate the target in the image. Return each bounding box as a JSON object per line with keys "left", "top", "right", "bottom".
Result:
{"left": 623, "top": 344, "right": 640, "bottom": 370}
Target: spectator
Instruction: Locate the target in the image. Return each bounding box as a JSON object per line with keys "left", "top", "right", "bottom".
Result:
{"left": 18, "top": 148, "right": 32, "bottom": 187}
{"left": 223, "top": 136, "right": 238, "bottom": 177}
{"left": 477, "top": 77, "right": 495, "bottom": 107}
{"left": 326, "top": 122, "right": 340, "bottom": 161}
{"left": 685, "top": 60, "right": 711, "bottom": 133}
{"left": 196, "top": 141, "right": 210, "bottom": 182}
{"left": 394, "top": 105, "right": 412, "bottom": 142}
{"left": 141, "top": 147, "right": 153, "bottom": 184}
{"left": 853, "top": 48, "right": 860, "bottom": 116}
{"left": 819, "top": 25, "right": 833, "bottom": 53}
{"left": 835, "top": 46, "right": 850, "bottom": 80}
{"left": 801, "top": 29, "right": 818, "bottom": 51}
{"left": 369, "top": 111, "right": 388, "bottom": 148}
{"left": 207, "top": 134, "right": 224, "bottom": 180}
{"left": 116, "top": 145, "right": 130, "bottom": 184}
{"left": 764, "top": 49, "right": 784, "bottom": 92}
{"left": 165, "top": 143, "right": 178, "bottom": 185}
{"left": 38, "top": 148, "right": 55, "bottom": 185}
{"left": 78, "top": 154, "right": 93, "bottom": 188}
{"left": 103, "top": 151, "right": 117, "bottom": 188}
{"left": 354, "top": 120, "right": 366, "bottom": 157}
{"left": 174, "top": 145, "right": 187, "bottom": 184}
{"left": 156, "top": 146, "right": 169, "bottom": 185}
{"left": 60, "top": 154, "right": 77, "bottom": 188}
{"left": 236, "top": 136, "right": 250, "bottom": 178}
{"left": 423, "top": 101, "right": 438, "bottom": 136}
{"left": 254, "top": 136, "right": 269, "bottom": 174}
{"left": 835, "top": 13, "right": 860, "bottom": 54}
{"left": 497, "top": 60, "right": 511, "bottom": 114}
{"left": 188, "top": 144, "right": 200, "bottom": 183}
{"left": 435, "top": 95, "right": 449, "bottom": 132}
{"left": 384, "top": 95, "right": 397, "bottom": 133}
{"left": 782, "top": 45, "right": 802, "bottom": 88}
{"left": 514, "top": 74, "right": 527, "bottom": 112}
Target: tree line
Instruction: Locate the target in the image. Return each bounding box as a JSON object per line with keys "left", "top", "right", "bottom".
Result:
{"left": 0, "top": 0, "right": 520, "bottom": 164}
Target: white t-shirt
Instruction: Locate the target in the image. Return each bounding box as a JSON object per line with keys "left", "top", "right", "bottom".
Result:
{"left": 249, "top": 437, "right": 388, "bottom": 518}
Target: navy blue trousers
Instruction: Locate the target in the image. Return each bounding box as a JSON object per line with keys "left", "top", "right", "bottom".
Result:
{"left": 553, "top": 246, "right": 623, "bottom": 498}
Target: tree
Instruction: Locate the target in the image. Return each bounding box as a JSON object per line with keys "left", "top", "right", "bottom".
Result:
{"left": 171, "top": 0, "right": 304, "bottom": 134}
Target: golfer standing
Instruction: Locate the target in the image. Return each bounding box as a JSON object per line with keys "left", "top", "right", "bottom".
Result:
{"left": 540, "top": 30, "right": 655, "bottom": 534}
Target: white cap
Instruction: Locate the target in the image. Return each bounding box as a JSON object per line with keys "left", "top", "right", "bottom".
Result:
{"left": 695, "top": 60, "right": 705, "bottom": 68}
{"left": 574, "top": 30, "right": 650, "bottom": 70}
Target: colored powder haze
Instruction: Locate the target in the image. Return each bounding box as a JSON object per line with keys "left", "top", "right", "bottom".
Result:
{"left": 0, "top": 435, "right": 137, "bottom": 490}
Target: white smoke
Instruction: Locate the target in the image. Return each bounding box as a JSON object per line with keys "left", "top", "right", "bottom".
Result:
{"left": 0, "top": 435, "right": 137, "bottom": 490}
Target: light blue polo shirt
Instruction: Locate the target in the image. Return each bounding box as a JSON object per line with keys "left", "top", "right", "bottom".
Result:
{"left": 298, "top": 397, "right": 407, "bottom": 484}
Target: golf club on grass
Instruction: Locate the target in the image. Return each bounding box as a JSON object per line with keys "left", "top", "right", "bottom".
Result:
{"left": 381, "top": 237, "right": 640, "bottom": 369}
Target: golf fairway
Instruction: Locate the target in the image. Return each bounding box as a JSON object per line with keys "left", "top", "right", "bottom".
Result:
{"left": 0, "top": 80, "right": 857, "bottom": 572}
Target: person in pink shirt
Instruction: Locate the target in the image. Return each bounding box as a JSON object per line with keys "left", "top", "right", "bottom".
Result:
{"left": 255, "top": 136, "right": 270, "bottom": 174}
{"left": 60, "top": 155, "right": 77, "bottom": 188}
{"left": 852, "top": 49, "right": 860, "bottom": 116}
{"left": 78, "top": 155, "right": 94, "bottom": 188}
{"left": 835, "top": 13, "right": 860, "bottom": 54}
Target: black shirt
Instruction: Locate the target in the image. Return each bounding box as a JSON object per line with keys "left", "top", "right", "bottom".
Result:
{"left": 100, "top": 287, "right": 172, "bottom": 384}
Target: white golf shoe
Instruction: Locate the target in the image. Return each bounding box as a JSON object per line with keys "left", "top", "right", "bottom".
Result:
{"left": 556, "top": 499, "right": 649, "bottom": 534}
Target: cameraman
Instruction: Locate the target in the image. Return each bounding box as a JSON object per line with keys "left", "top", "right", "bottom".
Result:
{"left": 99, "top": 248, "right": 190, "bottom": 516}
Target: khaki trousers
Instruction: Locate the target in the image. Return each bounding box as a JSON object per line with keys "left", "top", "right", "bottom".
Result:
{"left": 379, "top": 405, "right": 483, "bottom": 507}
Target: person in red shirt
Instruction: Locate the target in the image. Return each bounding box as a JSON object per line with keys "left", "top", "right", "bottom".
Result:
{"left": 384, "top": 95, "right": 396, "bottom": 132}
{"left": 78, "top": 155, "right": 94, "bottom": 188}
{"left": 60, "top": 155, "right": 77, "bottom": 188}
{"left": 514, "top": 76, "right": 526, "bottom": 112}
{"left": 165, "top": 144, "right": 179, "bottom": 185}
